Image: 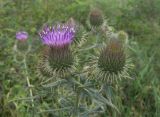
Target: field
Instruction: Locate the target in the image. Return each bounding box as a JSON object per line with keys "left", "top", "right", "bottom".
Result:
{"left": 0, "top": 0, "right": 160, "bottom": 117}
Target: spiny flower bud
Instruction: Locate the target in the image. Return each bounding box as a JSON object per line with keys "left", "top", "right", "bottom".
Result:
{"left": 89, "top": 8, "right": 103, "bottom": 27}
{"left": 86, "top": 39, "right": 132, "bottom": 83}
{"left": 98, "top": 40, "right": 125, "bottom": 74}
{"left": 97, "top": 39, "right": 132, "bottom": 83}
{"left": 38, "top": 23, "right": 76, "bottom": 79}
{"left": 117, "top": 30, "right": 128, "bottom": 45}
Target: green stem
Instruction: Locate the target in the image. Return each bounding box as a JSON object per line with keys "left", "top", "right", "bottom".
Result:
{"left": 96, "top": 32, "right": 99, "bottom": 44}
{"left": 75, "top": 91, "right": 79, "bottom": 116}
{"left": 23, "top": 57, "right": 34, "bottom": 108}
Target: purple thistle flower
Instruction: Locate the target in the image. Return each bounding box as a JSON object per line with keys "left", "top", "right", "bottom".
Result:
{"left": 39, "top": 24, "right": 75, "bottom": 47}
{"left": 16, "top": 31, "right": 28, "bottom": 41}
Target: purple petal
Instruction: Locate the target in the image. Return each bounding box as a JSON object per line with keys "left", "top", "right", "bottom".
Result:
{"left": 16, "top": 31, "right": 28, "bottom": 41}
{"left": 39, "top": 23, "right": 75, "bottom": 47}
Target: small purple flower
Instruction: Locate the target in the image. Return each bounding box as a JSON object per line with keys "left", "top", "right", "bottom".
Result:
{"left": 39, "top": 24, "right": 75, "bottom": 47}
{"left": 16, "top": 31, "right": 28, "bottom": 41}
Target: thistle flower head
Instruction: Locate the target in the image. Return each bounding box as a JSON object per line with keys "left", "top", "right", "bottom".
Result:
{"left": 39, "top": 24, "right": 75, "bottom": 47}
{"left": 89, "top": 8, "right": 103, "bottom": 27}
{"left": 15, "top": 31, "right": 30, "bottom": 52}
{"left": 16, "top": 31, "right": 28, "bottom": 41}
{"left": 38, "top": 22, "right": 77, "bottom": 79}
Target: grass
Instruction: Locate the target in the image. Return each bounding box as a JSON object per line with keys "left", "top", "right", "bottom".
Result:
{"left": 0, "top": 0, "right": 160, "bottom": 117}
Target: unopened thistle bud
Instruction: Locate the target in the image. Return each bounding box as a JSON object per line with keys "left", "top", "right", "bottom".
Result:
{"left": 38, "top": 23, "right": 76, "bottom": 80}
{"left": 98, "top": 40, "right": 125, "bottom": 74}
{"left": 117, "top": 30, "right": 128, "bottom": 45}
{"left": 89, "top": 8, "right": 103, "bottom": 27}
{"left": 86, "top": 39, "right": 132, "bottom": 83}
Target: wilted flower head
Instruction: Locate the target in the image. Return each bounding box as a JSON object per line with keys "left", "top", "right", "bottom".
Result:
{"left": 16, "top": 31, "right": 28, "bottom": 41}
{"left": 89, "top": 8, "right": 103, "bottom": 27}
{"left": 39, "top": 24, "right": 75, "bottom": 47}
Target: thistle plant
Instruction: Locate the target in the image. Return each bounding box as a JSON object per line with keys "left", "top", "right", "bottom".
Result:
{"left": 10, "top": 10, "right": 134, "bottom": 117}
{"left": 36, "top": 20, "right": 122, "bottom": 116}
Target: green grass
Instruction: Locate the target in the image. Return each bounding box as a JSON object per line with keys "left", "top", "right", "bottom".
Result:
{"left": 0, "top": 0, "right": 160, "bottom": 117}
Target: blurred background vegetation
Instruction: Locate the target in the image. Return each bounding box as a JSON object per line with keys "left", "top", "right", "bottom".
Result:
{"left": 0, "top": 0, "right": 160, "bottom": 117}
